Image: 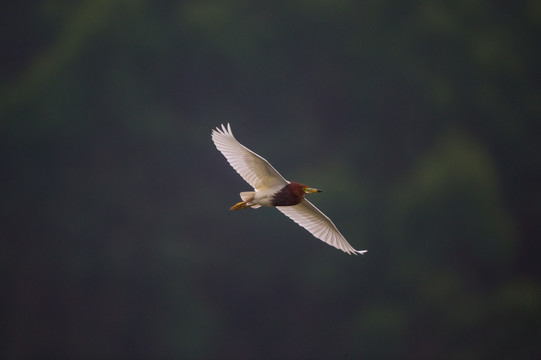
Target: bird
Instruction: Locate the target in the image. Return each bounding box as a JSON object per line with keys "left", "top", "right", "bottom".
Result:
{"left": 211, "top": 123, "right": 367, "bottom": 255}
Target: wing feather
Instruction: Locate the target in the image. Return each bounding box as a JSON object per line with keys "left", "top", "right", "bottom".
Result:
{"left": 277, "top": 199, "right": 367, "bottom": 255}
{"left": 211, "top": 123, "right": 288, "bottom": 190}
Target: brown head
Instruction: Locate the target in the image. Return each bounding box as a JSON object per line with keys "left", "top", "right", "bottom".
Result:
{"left": 271, "top": 181, "right": 322, "bottom": 206}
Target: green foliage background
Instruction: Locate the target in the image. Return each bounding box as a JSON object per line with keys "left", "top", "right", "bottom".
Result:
{"left": 2, "top": 1, "right": 540, "bottom": 358}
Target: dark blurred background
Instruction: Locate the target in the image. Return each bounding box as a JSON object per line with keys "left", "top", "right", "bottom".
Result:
{"left": 1, "top": 1, "right": 540, "bottom": 359}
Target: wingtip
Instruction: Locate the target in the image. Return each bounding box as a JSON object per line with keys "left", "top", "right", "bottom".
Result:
{"left": 349, "top": 249, "right": 367, "bottom": 255}
{"left": 213, "top": 123, "right": 233, "bottom": 136}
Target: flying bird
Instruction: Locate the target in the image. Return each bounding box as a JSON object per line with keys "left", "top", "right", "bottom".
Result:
{"left": 211, "top": 123, "right": 367, "bottom": 255}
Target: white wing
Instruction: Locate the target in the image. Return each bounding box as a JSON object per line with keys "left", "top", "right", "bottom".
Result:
{"left": 277, "top": 199, "right": 367, "bottom": 255}
{"left": 212, "top": 123, "right": 288, "bottom": 190}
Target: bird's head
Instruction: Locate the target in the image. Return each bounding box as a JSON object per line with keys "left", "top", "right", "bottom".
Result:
{"left": 303, "top": 186, "right": 322, "bottom": 194}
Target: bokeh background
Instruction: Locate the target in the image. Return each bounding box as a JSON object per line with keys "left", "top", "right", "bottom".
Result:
{"left": 2, "top": 1, "right": 540, "bottom": 359}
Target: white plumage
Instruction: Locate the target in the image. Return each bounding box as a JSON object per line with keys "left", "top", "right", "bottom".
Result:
{"left": 212, "top": 123, "right": 367, "bottom": 255}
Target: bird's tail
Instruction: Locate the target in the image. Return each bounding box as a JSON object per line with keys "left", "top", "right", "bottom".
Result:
{"left": 230, "top": 191, "right": 260, "bottom": 210}
{"left": 240, "top": 191, "right": 254, "bottom": 202}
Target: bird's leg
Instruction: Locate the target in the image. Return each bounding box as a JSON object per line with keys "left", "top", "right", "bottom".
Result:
{"left": 230, "top": 201, "right": 250, "bottom": 210}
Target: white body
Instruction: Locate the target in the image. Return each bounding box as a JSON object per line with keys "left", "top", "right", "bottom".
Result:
{"left": 241, "top": 184, "right": 286, "bottom": 208}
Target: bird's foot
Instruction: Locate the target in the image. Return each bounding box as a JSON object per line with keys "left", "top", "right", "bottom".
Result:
{"left": 230, "top": 201, "right": 249, "bottom": 210}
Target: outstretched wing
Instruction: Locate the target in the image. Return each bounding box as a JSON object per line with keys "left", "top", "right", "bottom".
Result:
{"left": 277, "top": 199, "right": 367, "bottom": 255}
{"left": 212, "top": 123, "right": 288, "bottom": 190}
